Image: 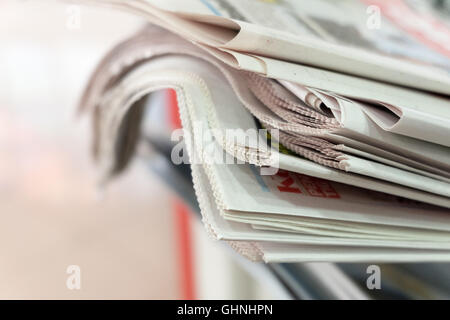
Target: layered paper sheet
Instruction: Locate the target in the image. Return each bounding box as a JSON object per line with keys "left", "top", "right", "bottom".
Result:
{"left": 77, "top": 3, "right": 450, "bottom": 262}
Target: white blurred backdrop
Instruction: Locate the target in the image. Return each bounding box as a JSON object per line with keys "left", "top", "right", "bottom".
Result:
{"left": 0, "top": 0, "right": 179, "bottom": 299}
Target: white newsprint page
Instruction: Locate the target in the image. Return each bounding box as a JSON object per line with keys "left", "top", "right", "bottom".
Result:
{"left": 77, "top": 1, "right": 450, "bottom": 262}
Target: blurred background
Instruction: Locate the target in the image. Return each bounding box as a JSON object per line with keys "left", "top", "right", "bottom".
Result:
{"left": 0, "top": 0, "right": 180, "bottom": 299}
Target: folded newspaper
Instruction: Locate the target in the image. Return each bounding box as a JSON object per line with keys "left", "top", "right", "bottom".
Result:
{"left": 78, "top": 0, "right": 450, "bottom": 262}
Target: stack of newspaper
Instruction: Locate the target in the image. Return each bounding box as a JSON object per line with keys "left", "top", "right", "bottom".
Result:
{"left": 79, "top": 0, "right": 450, "bottom": 262}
